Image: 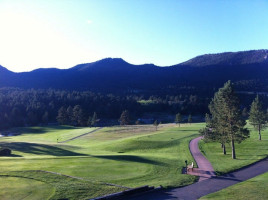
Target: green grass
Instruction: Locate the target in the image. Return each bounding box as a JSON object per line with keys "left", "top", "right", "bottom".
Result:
{"left": 6, "top": 126, "right": 97, "bottom": 143}
{"left": 0, "top": 176, "right": 54, "bottom": 200}
{"left": 200, "top": 172, "right": 268, "bottom": 200}
{"left": 199, "top": 124, "right": 268, "bottom": 200}
{"left": 0, "top": 123, "right": 201, "bottom": 199}
{"left": 137, "top": 99, "right": 156, "bottom": 105}
{"left": 199, "top": 125, "right": 268, "bottom": 174}
{"left": 2, "top": 122, "right": 267, "bottom": 199}
{"left": 0, "top": 171, "right": 123, "bottom": 200}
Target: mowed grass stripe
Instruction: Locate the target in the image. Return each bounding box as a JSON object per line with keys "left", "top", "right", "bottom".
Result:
{"left": 0, "top": 171, "right": 125, "bottom": 200}
{"left": 0, "top": 176, "right": 54, "bottom": 200}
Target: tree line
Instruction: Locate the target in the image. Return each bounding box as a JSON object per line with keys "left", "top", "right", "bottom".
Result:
{"left": 57, "top": 105, "right": 98, "bottom": 127}
{"left": 0, "top": 88, "right": 210, "bottom": 130}
{"left": 0, "top": 88, "right": 140, "bottom": 129}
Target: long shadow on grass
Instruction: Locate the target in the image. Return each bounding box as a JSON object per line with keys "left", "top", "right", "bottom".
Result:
{"left": 176, "top": 130, "right": 199, "bottom": 132}
{"left": 93, "top": 155, "right": 166, "bottom": 166}
{"left": 11, "top": 126, "right": 78, "bottom": 135}
{"left": 109, "top": 134, "right": 196, "bottom": 152}
{"left": 0, "top": 142, "right": 86, "bottom": 156}
{"left": 0, "top": 154, "right": 22, "bottom": 157}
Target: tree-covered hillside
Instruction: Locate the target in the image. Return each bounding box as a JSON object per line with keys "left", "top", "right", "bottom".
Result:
{"left": 0, "top": 50, "right": 268, "bottom": 95}
{"left": 0, "top": 88, "right": 207, "bottom": 130}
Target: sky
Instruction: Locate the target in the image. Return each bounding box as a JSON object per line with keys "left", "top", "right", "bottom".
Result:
{"left": 1, "top": 0, "right": 268, "bottom": 72}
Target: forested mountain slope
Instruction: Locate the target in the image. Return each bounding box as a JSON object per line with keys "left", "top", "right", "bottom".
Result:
{"left": 1, "top": 50, "right": 268, "bottom": 94}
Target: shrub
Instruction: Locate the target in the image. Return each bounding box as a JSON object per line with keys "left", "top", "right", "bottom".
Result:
{"left": 0, "top": 148, "right": 12, "bottom": 156}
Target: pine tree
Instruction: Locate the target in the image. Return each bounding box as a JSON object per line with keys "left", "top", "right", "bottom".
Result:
{"left": 200, "top": 112, "right": 228, "bottom": 154}
{"left": 205, "top": 113, "right": 211, "bottom": 124}
{"left": 175, "top": 113, "right": 182, "bottom": 127}
{"left": 119, "top": 110, "right": 130, "bottom": 125}
{"left": 249, "top": 96, "right": 268, "bottom": 140}
{"left": 188, "top": 114, "right": 192, "bottom": 125}
{"left": 91, "top": 112, "right": 97, "bottom": 127}
{"left": 73, "top": 105, "right": 85, "bottom": 126}
{"left": 242, "top": 107, "right": 248, "bottom": 119}
{"left": 57, "top": 107, "right": 68, "bottom": 125}
{"left": 153, "top": 120, "right": 159, "bottom": 131}
{"left": 67, "top": 106, "right": 74, "bottom": 125}
{"left": 87, "top": 116, "right": 92, "bottom": 127}
{"left": 42, "top": 111, "right": 49, "bottom": 124}
{"left": 201, "top": 81, "right": 249, "bottom": 159}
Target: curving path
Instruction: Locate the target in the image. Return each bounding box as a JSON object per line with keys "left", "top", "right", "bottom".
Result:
{"left": 188, "top": 136, "right": 216, "bottom": 181}
{"left": 129, "top": 136, "right": 268, "bottom": 200}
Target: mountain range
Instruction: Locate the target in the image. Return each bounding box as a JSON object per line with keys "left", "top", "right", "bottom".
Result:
{"left": 1, "top": 49, "right": 268, "bottom": 95}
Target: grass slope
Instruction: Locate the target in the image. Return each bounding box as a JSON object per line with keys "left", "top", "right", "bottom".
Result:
{"left": 0, "top": 171, "right": 123, "bottom": 200}
{"left": 200, "top": 172, "right": 268, "bottom": 200}
{"left": 0, "top": 123, "right": 201, "bottom": 199}
{"left": 7, "top": 126, "right": 97, "bottom": 143}
{"left": 199, "top": 125, "right": 268, "bottom": 199}
{"left": 0, "top": 176, "right": 54, "bottom": 200}
{"left": 199, "top": 125, "right": 268, "bottom": 174}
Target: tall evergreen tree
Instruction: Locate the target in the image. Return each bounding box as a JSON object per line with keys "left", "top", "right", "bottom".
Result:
{"left": 67, "top": 106, "right": 74, "bottom": 125}
{"left": 205, "top": 113, "right": 211, "bottom": 124}
{"left": 119, "top": 110, "right": 130, "bottom": 125}
{"left": 91, "top": 112, "right": 98, "bottom": 127}
{"left": 242, "top": 107, "right": 248, "bottom": 119}
{"left": 188, "top": 114, "right": 192, "bottom": 125}
{"left": 201, "top": 81, "right": 249, "bottom": 159}
{"left": 73, "top": 105, "right": 85, "bottom": 126}
{"left": 153, "top": 120, "right": 159, "bottom": 131}
{"left": 200, "top": 112, "right": 228, "bottom": 155}
{"left": 57, "top": 106, "right": 68, "bottom": 125}
{"left": 42, "top": 111, "right": 49, "bottom": 124}
{"left": 175, "top": 113, "right": 182, "bottom": 127}
{"left": 249, "top": 96, "right": 268, "bottom": 140}
{"left": 87, "top": 116, "right": 92, "bottom": 127}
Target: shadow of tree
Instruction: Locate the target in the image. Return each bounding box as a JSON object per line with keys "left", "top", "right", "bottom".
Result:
{"left": 0, "top": 142, "right": 86, "bottom": 156}
{"left": 11, "top": 126, "right": 78, "bottom": 135}
{"left": 107, "top": 135, "right": 196, "bottom": 152}
{"left": 0, "top": 154, "right": 22, "bottom": 157}
{"left": 93, "top": 155, "right": 166, "bottom": 166}
{"left": 8, "top": 154, "right": 23, "bottom": 157}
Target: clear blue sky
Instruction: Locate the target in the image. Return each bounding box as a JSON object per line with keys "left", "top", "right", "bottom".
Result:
{"left": 0, "top": 0, "right": 268, "bottom": 72}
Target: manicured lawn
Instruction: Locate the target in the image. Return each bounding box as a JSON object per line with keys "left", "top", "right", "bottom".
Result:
{"left": 0, "top": 123, "right": 201, "bottom": 199}
{"left": 200, "top": 172, "right": 268, "bottom": 200}
{"left": 6, "top": 126, "right": 97, "bottom": 143}
{"left": 199, "top": 124, "right": 268, "bottom": 200}
{"left": 0, "top": 176, "right": 54, "bottom": 200}
{"left": 0, "top": 171, "right": 123, "bottom": 200}
{"left": 199, "top": 125, "right": 268, "bottom": 174}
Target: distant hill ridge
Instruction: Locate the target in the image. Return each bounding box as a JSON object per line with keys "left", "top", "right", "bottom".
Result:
{"left": 1, "top": 49, "right": 268, "bottom": 94}
{"left": 180, "top": 49, "right": 268, "bottom": 66}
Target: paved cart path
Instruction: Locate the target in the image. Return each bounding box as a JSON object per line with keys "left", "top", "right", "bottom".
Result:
{"left": 129, "top": 136, "right": 268, "bottom": 200}
{"left": 187, "top": 136, "right": 216, "bottom": 181}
